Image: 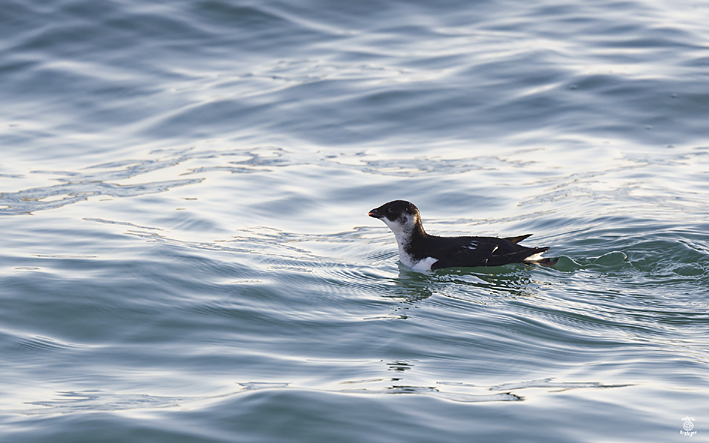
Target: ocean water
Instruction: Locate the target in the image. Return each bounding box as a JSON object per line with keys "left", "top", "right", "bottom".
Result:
{"left": 1, "top": 0, "right": 708, "bottom": 441}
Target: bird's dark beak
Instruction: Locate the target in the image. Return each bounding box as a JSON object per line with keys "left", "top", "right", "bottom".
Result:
{"left": 368, "top": 208, "right": 383, "bottom": 219}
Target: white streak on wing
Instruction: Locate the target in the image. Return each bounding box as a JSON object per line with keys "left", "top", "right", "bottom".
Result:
{"left": 491, "top": 245, "right": 498, "bottom": 253}
{"left": 523, "top": 252, "right": 545, "bottom": 262}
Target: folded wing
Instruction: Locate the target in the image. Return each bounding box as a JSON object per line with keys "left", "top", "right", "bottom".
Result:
{"left": 428, "top": 236, "right": 549, "bottom": 270}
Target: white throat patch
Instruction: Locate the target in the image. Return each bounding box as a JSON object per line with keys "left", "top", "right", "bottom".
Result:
{"left": 382, "top": 214, "right": 438, "bottom": 272}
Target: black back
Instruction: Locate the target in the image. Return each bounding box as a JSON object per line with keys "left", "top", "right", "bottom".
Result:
{"left": 412, "top": 235, "right": 549, "bottom": 269}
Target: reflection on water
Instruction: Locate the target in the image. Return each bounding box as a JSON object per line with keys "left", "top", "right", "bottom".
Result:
{"left": 391, "top": 262, "right": 557, "bottom": 302}
{"left": 9, "top": 374, "right": 635, "bottom": 415}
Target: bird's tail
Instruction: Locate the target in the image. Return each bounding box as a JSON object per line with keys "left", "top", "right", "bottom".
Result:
{"left": 504, "top": 234, "right": 533, "bottom": 244}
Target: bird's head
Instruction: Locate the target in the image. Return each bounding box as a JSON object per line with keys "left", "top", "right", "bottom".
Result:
{"left": 368, "top": 200, "right": 422, "bottom": 235}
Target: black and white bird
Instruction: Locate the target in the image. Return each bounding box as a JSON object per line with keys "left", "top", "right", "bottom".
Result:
{"left": 368, "top": 200, "right": 556, "bottom": 271}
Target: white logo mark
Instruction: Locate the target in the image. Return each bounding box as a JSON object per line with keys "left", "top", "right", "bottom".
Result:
{"left": 681, "top": 417, "right": 697, "bottom": 437}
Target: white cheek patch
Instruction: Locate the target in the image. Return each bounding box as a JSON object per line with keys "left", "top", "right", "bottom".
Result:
{"left": 382, "top": 217, "right": 405, "bottom": 235}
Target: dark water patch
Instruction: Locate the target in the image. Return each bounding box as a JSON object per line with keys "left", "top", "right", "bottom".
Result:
{"left": 8, "top": 335, "right": 88, "bottom": 354}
